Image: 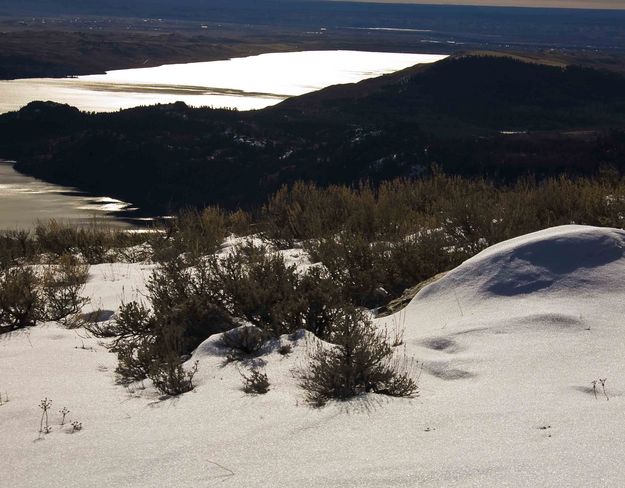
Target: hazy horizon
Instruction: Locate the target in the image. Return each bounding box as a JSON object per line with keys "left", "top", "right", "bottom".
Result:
{"left": 336, "top": 0, "right": 625, "bottom": 9}
{"left": 5, "top": 0, "right": 625, "bottom": 13}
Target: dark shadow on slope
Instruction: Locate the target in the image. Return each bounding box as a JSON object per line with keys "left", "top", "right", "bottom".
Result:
{"left": 420, "top": 337, "right": 461, "bottom": 353}
{"left": 484, "top": 234, "right": 624, "bottom": 297}
{"left": 424, "top": 361, "right": 475, "bottom": 380}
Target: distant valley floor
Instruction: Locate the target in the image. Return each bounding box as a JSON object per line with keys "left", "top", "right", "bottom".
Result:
{"left": 2, "top": 1, "right": 625, "bottom": 79}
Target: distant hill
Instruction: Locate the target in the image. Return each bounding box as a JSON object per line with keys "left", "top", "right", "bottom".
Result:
{"left": 1, "top": 55, "right": 625, "bottom": 213}
{"left": 274, "top": 55, "right": 625, "bottom": 134}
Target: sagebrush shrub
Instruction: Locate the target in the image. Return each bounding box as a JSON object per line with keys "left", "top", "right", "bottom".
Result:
{"left": 307, "top": 230, "right": 460, "bottom": 308}
{"left": 261, "top": 182, "right": 339, "bottom": 248}
{"left": 210, "top": 243, "right": 347, "bottom": 338}
{"left": 299, "top": 308, "right": 418, "bottom": 407}
{"left": 209, "top": 243, "right": 304, "bottom": 336}
{"left": 149, "top": 357, "right": 199, "bottom": 396}
{"left": 0, "top": 230, "right": 36, "bottom": 269}
{"left": 106, "top": 246, "right": 352, "bottom": 385}
{"left": 107, "top": 300, "right": 200, "bottom": 394}
{"left": 297, "top": 266, "right": 345, "bottom": 338}
{"left": 374, "top": 355, "right": 420, "bottom": 398}
{"left": 0, "top": 267, "right": 43, "bottom": 333}
{"left": 261, "top": 173, "right": 625, "bottom": 304}
{"left": 114, "top": 337, "right": 156, "bottom": 384}
{"left": 34, "top": 219, "right": 145, "bottom": 264}
{"left": 148, "top": 257, "right": 235, "bottom": 354}
{"left": 106, "top": 258, "right": 234, "bottom": 385}
{"left": 278, "top": 343, "right": 293, "bottom": 356}
{"left": 150, "top": 207, "right": 228, "bottom": 262}
{"left": 35, "top": 220, "right": 106, "bottom": 263}
{"left": 227, "top": 209, "right": 253, "bottom": 236}
{"left": 105, "top": 301, "right": 157, "bottom": 383}
{"left": 306, "top": 233, "right": 388, "bottom": 308}
{"left": 383, "top": 232, "right": 459, "bottom": 297}
{"left": 42, "top": 254, "right": 89, "bottom": 325}
{"left": 241, "top": 368, "right": 270, "bottom": 394}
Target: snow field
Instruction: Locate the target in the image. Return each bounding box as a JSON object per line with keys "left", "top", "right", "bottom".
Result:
{"left": 2, "top": 225, "right": 625, "bottom": 487}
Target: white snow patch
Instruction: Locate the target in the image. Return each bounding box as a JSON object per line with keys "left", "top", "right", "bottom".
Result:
{"left": 3, "top": 225, "right": 625, "bottom": 487}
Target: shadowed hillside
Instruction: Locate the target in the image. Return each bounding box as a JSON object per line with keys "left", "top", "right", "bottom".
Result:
{"left": 1, "top": 55, "right": 625, "bottom": 213}
{"left": 274, "top": 55, "right": 625, "bottom": 133}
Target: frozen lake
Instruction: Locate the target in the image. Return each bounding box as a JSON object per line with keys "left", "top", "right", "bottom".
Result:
{"left": 0, "top": 51, "right": 447, "bottom": 113}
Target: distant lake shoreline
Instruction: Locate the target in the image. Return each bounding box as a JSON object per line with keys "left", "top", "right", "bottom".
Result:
{"left": 0, "top": 50, "right": 447, "bottom": 114}
{"left": 0, "top": 160, "right": 144, "bottom": 230}
{"left": 0, "top": 50, "right": 448, "bottom": 228}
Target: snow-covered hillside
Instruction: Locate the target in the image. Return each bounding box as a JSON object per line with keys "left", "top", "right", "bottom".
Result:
{"left": 2, "top": 225, "right": 625, "bottom": 487}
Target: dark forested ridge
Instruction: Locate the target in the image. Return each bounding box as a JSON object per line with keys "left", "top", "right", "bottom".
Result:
{"left": 2, "top": 55, "right": 625, "bottom": 214}
{"left": 274, "top": 55, "right": 625, "bottom": 133}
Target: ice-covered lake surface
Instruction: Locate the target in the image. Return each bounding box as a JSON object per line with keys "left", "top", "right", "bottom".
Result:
{"left": 0, "top": 51, "right": 447, "bottom": 113}
{"left": 0, "top": 161, "right": 137, "bottom": 230}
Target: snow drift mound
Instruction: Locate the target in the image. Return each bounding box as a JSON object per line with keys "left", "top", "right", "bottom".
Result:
{"left": 419, "top": 224, "right": 625, "bottom": 305}
{"left": 396, "top": 225, "right": 625, "bottom": 386}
